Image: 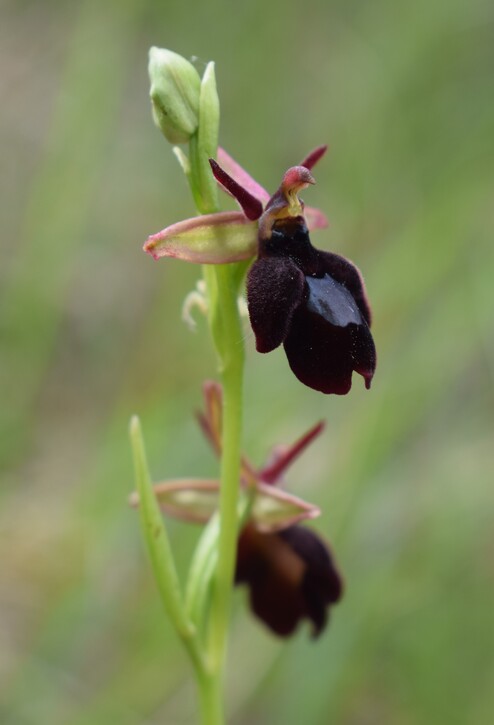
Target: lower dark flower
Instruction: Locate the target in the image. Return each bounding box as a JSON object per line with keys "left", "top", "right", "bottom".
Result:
{"left": 247, "top": 215, "right": 376, "bottom": 395}
{"left": 130, "top": 381, "right": 345, "bottom": 638}
{"left": 236, "top": 523, "right": 343, "bottom": 637}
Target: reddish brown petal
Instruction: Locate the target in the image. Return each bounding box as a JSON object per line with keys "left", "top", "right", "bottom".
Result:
{"left": 299, "top": 145, "right": 328, "bottom": 171}
{"left": 209, "top": 159, "right": 264, "bottom": 220}
{"left": 196, "top": 380, "right": 259, "bottom": 483}
{"left": 247, "top": 257, "right": 305, "bottom": 353}
{"left": 260, "top": 421, "right": 325, "bottom": 485}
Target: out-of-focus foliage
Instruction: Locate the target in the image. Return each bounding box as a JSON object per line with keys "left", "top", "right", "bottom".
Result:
{"left": 1, "top": 0, "right": 493, "bottom": 722}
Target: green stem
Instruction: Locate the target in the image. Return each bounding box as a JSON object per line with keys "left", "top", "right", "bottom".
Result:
{"left": 197, "top": 668, "right": 224, "bottom": 725}
{"left": 182, "top": 56, "right": 245, "bottom": 715}
{"left": 207, "top": 274, "right": 244, "bottom": 671}
{"left": 189, "top": 146, "right": 245, "bottom": 720}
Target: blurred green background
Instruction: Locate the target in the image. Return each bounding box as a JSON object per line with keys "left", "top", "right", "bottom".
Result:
{"left": 1, "top": 0, "right": 493, "bottom": 722}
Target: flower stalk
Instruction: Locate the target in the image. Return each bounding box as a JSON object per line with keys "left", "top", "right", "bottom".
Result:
{"left": 145, "top": 49, "right": 246, "bottom": 724}
{"left": 190, "top": 88, "right": 246, "bottom": 706}
{"left": 133, "top": 45, "right": 374, "bottom": 725}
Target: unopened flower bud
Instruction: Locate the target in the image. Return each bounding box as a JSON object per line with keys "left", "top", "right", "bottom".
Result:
{"left": 148, "top": 47, "right": 201, "bottom": 144}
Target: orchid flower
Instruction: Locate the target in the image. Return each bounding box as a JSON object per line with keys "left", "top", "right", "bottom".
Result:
{"left": 130, "top": 381, "right": 343, "bottom": 637}
{"left": 144, "top": 146, "right": 376, "bottom": 395}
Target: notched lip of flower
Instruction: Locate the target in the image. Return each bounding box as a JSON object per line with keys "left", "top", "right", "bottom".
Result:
{"left": 143, "top": 146, "right": 329, "bottom": 265}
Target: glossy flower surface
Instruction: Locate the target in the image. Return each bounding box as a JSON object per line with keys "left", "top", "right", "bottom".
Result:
{"left": 248, "top": 212, "right": 376, "bottom": 395}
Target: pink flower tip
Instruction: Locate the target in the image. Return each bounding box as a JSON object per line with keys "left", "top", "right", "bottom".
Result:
{"left": 282, "top": 166, "right": 316, "bottom": 193}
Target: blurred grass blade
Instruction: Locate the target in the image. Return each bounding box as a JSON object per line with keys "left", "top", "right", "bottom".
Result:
{"left": 0, "top": 0, "right": 140, "bottom": 470}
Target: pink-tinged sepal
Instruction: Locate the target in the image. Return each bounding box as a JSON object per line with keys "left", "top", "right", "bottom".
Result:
{"left": 304, "top": 206, "right": 329, "bottom": 230}
{"left": 144, "top": 145, "right": 329, "bottom": 266}
{"left": 129, "top": 477, "right": 320, "bottom": 533}
{"left": 144, "top": 211, "right": 258, "bottom": 264}
{"left": 216, "top": 147, "right": 270, "bottom": 204}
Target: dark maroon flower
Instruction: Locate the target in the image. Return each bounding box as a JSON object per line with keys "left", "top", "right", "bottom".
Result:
{"left": 248, "top": 210, "right": 376, "bottom": 395}
{"left": 236, "top": 523, "right": 343, "bottom": 637}
{"left": 208, "top": 149, "right": 377, "bottom": 395}
{"left": 130, "top": 381, "right": 344, "bottom": 638}
{"left": 195, "top": 382, "right": 343, "bottom": 637}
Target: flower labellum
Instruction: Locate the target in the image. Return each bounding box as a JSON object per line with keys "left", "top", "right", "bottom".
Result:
{"left": 209, "top": 153, "right": 377, "bottom": 394}
{"left": 196, "top": 381, "right": 343, "bottom": 636}
{"left": 144, "top": 143, "right": 376, "bottom": 394}
{"left": 129, "top": 380, "right": 344, "bottom": 637}
{"left": 247, "top": 209, "right": 377, "bottom": 394}
{"left": 236, "top": 523, "right": 343, "bottom": 637}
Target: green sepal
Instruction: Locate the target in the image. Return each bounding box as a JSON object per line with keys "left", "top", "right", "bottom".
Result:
{"left": 129, "top": 477, "right": 320, "bottom": 533}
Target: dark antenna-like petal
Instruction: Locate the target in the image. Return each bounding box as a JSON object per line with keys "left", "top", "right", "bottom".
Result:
{"left": 209, "top": 159, "right": 264, "bottom": 220}
{"left": 299, "top": 145, "right": 328, "bottom": 171}
{"left": 260, "top": 421, "right": 325, "bottom": 485}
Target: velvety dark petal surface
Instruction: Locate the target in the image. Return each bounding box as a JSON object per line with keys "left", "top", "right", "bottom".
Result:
{"left": 283, "top": 289, "right": 376, "bottom": 394}
{"left": 236, "top": 525, "right": 342, "bottom": 638}
{"left": 279, "top": 526, "right": 343, "bottom": 637}
{"left": 236, "top": 528, "right": 307, "bottom": 636}
{"left": 247, "top": 256, "right": 305, "bottom": 353}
